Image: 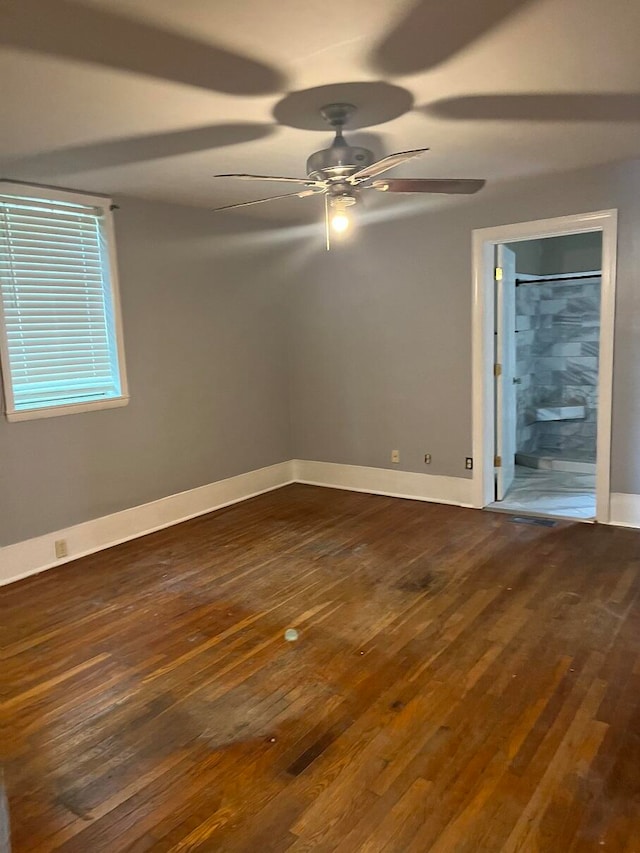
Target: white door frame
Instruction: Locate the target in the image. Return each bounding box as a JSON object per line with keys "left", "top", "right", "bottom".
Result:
{"left": 471, "top": 209, "right": 618, "bottom": 522}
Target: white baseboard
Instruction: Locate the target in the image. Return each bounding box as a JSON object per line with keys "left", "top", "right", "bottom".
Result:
{"left": 4, "top": 462, "right": 634, "bottom": 587}
{"left": 293, "top": 459, "right": 474, "bottom": 507}
{"left": 1, "top": 461, "right": 295, "bottom": 587}
{"left": 609, "top": 492, "right": 640, "bottom": 529}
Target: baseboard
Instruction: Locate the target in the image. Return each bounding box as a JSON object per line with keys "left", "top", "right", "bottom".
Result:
{"left": 292, "top": 459, "right": 474, "bottom": 507}
{"left": 4, "top": 463, "right": 633, "bottom": 587}
{"left": 609, "top": 492, "right": 640, "bottom": 529}
{"left": 1, "top": 461, "right": 295, "bottom": 586}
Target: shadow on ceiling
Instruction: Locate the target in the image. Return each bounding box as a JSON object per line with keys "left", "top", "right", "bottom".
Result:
{"left": 272, "top": 82, "right": 414, "bottom": 131}
{"left": 0, "top": 0, "right": 286, "bottom": 95}
{"left": 368, "top": 0, "right": 535, "bottom": 76}
{"left": 1, "top": 124, "right": 277, "bottom": 177}
{"left": 423, "top": 93, "right": 640, "bottom": 122}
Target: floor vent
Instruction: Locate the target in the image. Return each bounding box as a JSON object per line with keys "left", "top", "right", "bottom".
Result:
{"left": 508, "top": 516, "right": 557, "bottom": 527}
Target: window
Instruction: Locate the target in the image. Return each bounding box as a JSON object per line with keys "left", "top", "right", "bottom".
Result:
{"left": 0, "top": 183, "right": 128, "bottom": 421}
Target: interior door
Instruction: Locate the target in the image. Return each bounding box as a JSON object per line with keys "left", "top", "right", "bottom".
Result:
{"left": 495, "top": 244, "right": 517, "bottom": 500}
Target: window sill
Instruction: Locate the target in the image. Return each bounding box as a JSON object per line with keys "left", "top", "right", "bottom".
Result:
{"left": 6, "top": 396, "right": 130, "bottom": 422}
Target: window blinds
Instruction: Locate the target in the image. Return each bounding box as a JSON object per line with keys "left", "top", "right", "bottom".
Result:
{"left": 0, "top": 193, "right": 123, "bottom": 414}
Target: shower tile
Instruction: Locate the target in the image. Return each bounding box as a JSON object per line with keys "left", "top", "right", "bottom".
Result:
{"left": 516, "top": 315, "right": 532, "bottom": 331}
{"left": 552, "top": 284, "right": 586, "bottom": 296}
{"left": 540, "top": 299, "right": 567, "bottom": 314}
{"left": 551, "top": 342, "right": 582, "bottom": 357}
{"left": 551, "top": 324, "right": 598, "bottom": 343}
{"left": 551, "top": 314, "right": 584, "bottom": 327}
{"left": 581, "top": 341, "right": 600, "bottom": 356}
{"left": 518, "top": 301, "right": 538, "bottom": 316}
{"left": 536, "top": 370, "right": 555, "bottom": 385}
{"left": 565, "top": 296, "right": 600, "bottom": 316}
{"left": 562, "top": 359, "right": 599, "bottom": 386}
{"left": 514, "top": 267, "right": 600, "bottom": 460}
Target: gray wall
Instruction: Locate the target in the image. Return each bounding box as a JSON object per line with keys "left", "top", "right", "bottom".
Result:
{"left": 509, "top": 232, "right": 603, "bottom": 276}
{"left": 3, "top": 159, "right": 640, "bottom": 549}
{"left": 0, "top": 198, "right": 291, "bottom": 545}
{"left": 287, "top": 159, "right": 640, "bottom": 496}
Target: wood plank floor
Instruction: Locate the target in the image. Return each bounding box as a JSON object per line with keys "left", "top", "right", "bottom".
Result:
{"left": 2, "top": 484, "right": 640, "bottom": 852}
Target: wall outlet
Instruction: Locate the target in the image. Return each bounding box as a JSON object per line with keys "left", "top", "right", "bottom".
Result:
{"left": 465, "top": 457, "right": 473, "bottom": 470}
{"left": 391, "top": 449, "right": 400, "bottom": 464}
{"left": 424, "top": 453, "right": 431, "bottom": 464}
{"left": 54, "top": 539, "right": 68, "bottom": 559}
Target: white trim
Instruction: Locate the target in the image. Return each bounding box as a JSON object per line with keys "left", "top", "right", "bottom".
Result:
{"left": 102, "top": 189, "right": 129, "bottom": 406}
{"left": 6, "top": 395, "right": 129, "bottom": 422}
{"left": 0, "top": 180, "right": 112, "bottom": 209}
{"left": 471, "top": 209, "right": 618, "bottom": 523}
{"left": 4, "top": 460, "right": 635, "bottom": 587}
{"left": 0, "top": 460, "right": 472, "bottom": 587}
{"left": 609, "top": 493, "right": 640, "bottom": 529}
{"left": 293, "top": 460, "right": 474, "bottom": 507}
{"left": 1, "top": 461, "right": 295, "bottom": 586}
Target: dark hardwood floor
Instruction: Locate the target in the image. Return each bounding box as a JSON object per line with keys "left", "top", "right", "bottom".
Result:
{"left": 3, "top": 484, "right": 640, "bottom": 852}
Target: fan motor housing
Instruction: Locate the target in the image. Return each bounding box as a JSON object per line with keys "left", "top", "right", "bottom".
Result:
{"left": 306, "top": 142, "right": 374, "bottom": 182}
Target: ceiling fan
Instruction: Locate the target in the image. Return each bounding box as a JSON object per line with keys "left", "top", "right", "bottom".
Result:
{"left": 212, "top": 103, "right": 486, "bottom": 247}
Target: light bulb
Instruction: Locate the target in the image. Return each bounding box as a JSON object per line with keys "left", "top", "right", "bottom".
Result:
{"left": 331, "top": 212, "right": 350, "bottom": 233}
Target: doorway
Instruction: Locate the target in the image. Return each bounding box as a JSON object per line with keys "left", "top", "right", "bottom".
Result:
{"left": 492, "top": 235, "right": 602, "bottom": 518}
{"left": 471, "top": 211, "right": 617, "bottom": 523}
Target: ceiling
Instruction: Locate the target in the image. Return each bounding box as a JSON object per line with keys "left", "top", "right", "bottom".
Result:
{"left": 1, "top": 0, "right": 640, "bottom": 223}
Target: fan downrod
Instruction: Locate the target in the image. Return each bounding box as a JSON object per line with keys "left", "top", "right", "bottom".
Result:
{"left": 319, "top": 103, "right": 357, "bottom": 131}
{"left": 306, "top": 103, "right": 374, "bottom": 182}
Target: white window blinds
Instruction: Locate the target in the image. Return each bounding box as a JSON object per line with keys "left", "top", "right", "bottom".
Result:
{"left": 0, "top": 189, "right": 127, "bottom": 419}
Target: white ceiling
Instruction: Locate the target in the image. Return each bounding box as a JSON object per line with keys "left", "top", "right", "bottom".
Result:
{"left": 2, "top": 0, "right": 640, "bottom": 222}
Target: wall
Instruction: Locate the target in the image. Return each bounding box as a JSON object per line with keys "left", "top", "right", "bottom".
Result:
{"left": 3, "top": 158, "right": 639, "bottom": 553}
{"left": 512, "top": 234, "right": 602, "bottom": 458}
{"left": 515, "top": 275, "right": 601, "bottom": 460}
{"left": 0, "top": 198, "right": 291, "bottom": 546}
{"left": 510, "top": 232, "right": 602, "bottom": 276}
{"left": 287, "top": 159, "right": 640, "bottom": 497}
{"left": 515, "top": 280, "right": 538, "bottom": 453}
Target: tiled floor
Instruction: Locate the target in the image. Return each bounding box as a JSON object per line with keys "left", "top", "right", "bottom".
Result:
{"left": 489, "top": 465, "right": 596, "bottom": 519}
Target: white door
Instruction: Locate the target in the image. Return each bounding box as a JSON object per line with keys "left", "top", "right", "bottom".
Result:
{"left": 495, "top": 244, "right": 517, "bottom": 500}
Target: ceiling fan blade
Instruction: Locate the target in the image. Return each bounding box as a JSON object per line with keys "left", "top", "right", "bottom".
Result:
{"left": 1, "top": 0, "right": 285, "bottom": 96}
{"left": 212, "top": 189, "right": 320, "bottom": 212}
{"left": 369, "top": 0, "right": 533, "bottom": 76}
{"left": 213, "top": 173, "right": 326, "bottom": 187}
{"left": 371, "top": 178, "right": 486, "bottom": 194}
{"left": 3, "top": 124, "right": 276, "bottom": 178}
{"left": 424, "top": 94, "right": 640, "bottom": 122}
{"left": 350, "top": 149, "right": 430, "bottom": 182}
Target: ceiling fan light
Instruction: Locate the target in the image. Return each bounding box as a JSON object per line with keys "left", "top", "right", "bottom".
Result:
{"left": 331, "top": 211, "right": 350, "bottom": 233}
{"left": 328, "top": 193, "right": 355, "bottom": 234}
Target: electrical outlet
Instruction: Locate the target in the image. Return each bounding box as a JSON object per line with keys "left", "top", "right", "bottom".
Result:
{"left": 424, "top": 453, "right": 431, "bottom": 464}
{"left": 391, "top": 449, "right": 400, "bottom": 464}
{"left": 55, "top": 539, "right": 68, "bottom": 559}
{"left": 465, "top": 457, "right": 473, "bottom": 470}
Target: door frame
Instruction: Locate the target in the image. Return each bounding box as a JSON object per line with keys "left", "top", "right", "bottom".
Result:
{"left": 495, "top": 244, "right": 518, "bottom": 500}
{"left": 471, "top": 209, "right": 618, "bottom": 522}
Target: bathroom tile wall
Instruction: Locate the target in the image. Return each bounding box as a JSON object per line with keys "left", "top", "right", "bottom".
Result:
{"left": 515, "top": 284, "right": 538, "bottom": 452}
{"left": 515, "top": 277, "right": 601, "bottom": 460}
